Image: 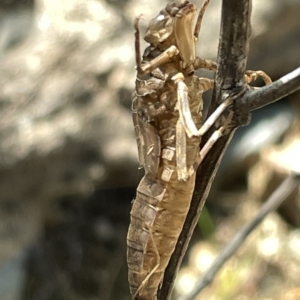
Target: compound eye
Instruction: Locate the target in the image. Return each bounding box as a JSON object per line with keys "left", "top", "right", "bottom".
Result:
{"left": 144, "top": 13, "right": 174, "bottom": 44}
{"left": 156, "top": 14, "right": 165, "bottom": 21}
{"left": 153, "top": 13, "right": 172, "bottom": 29}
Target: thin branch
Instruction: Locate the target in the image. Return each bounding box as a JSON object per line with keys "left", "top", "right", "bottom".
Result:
{"left": 158, "top": 1, "right": 251, "bottom": 299}
{"left": 179, "top": 173, "right": 300, "bottom": 300}
{"left": 213, "top": 0, "right": 251, "bottom": 97}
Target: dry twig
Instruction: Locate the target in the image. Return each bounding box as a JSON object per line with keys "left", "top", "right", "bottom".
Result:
{"left": 179, "top": 173, "right": 300, "bottom": 300}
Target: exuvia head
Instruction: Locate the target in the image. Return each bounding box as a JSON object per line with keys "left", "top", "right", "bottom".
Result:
{"left": 144, "top": 1, "right": 197, "bottom": 72}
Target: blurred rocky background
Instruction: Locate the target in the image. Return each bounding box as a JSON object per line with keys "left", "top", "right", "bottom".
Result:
{"left": 0, "top": 0, "right": 299, "bottom": 299}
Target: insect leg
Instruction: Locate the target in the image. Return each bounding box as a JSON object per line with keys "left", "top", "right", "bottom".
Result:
{"left": 132, "top": 94, "right": 145, "bottom": 168}
{"left": 193, "top": 57, "right": 217, "bottom": 71}
{"left": 140, "top": 46, "right": 179, "bottom": 75}
{"left": 173, "top": 75, "right": 227, "bottom": 138}
{"left": 193, "top": 0, "right": 217, "bottom": 73}
{"left": 197, "top": 81, "right": 250, "bottom": 136}
{"left": 176, "top": 119, "right": 188, "bottom": 181}
{"left": 194, "top": 0, "right": 210, "bottom": 41}
{"left": 191, "top": 71, "right": 271, "bottom": 139}
{"left": 172, "top": 73, "right": 198, "bottom": 138}
{"left": 134, "top": 17, "right": 143, "bottom": 74}
{"left": 189, "top": 111, "right": 234, "bottom": 176}
{"left": 172, "top": 76, "right": 247, "bottom": 178}
{"left": 173, "top": 75, "right": 245, "bottom": 139}
{"left": 245, "top": 70, "right": 272, "bottom": 86}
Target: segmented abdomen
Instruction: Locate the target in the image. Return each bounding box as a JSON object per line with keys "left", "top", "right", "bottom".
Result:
{"left": 127, "top": 122, "right": 200, "bottom": 299}
{"left": 127, "top": 75, "right": 211, "bottom": 299}
{"left": 127, "top": 171, "right": 197, "bottom": 299}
